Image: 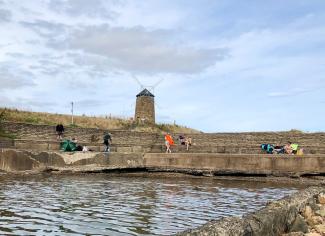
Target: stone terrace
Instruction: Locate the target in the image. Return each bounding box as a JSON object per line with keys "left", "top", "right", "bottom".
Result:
{"left": 1, "top": 121, "right": 325, "bottom": 154}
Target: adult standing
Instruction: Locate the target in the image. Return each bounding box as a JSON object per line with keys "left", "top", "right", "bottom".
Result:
{"left": 56, "top": 123, "right": 64, "bottom": 140}
{"left": 164, "top": 133, "right": 174, "bottom": 153}
{"left": 103, "top": 132, "right": 112, "bottom": 152}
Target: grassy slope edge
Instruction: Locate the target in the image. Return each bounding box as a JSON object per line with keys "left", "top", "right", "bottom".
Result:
{"left": 0, "top": 107, "right": 201, "bottom": 134}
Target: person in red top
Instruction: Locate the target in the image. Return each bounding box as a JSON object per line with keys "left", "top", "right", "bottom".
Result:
{"left": 164, "top": 133, "right": 174, "bottom": 153}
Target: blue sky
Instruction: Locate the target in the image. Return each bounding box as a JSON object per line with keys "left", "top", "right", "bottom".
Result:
{"left": 0, "top": 0, "right": 324, "bottom": 132}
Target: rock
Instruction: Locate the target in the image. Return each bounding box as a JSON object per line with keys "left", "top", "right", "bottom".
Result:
{"left": 290, "top": 215, "right": 308, "bottom": 233}
{"left": 315, "top": 209, "right": 325, "bottom": 218}
{"left": 303, "top": 206, "right": 314, "bottom": 220}
{"left": 307, "top": 216, "right": 323, "bottom": 226}
{"left": 314, "top": 224, "right": 325, "bottom": 234}
{"left": 281, "top": 232, "right": 304, "bottom": 236}
{"left": 316, "top": 204, "right": 325, "bottom": 212}
{"left": 318, "top": 193, "right": 325, "bottom": 204}
{"left": 305, "top": 233, "right": 322, "bottom": 236}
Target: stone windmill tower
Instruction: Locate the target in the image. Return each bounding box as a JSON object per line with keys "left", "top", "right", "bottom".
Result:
{"left": 133, "top": 76, "right": 164, "bottom": 124}
{"left": 135, "top": 88, "right": 155, "bottom": 123}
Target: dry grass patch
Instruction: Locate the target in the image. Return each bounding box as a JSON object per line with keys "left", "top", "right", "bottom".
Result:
{"left": 0, "top": 108, "right": 200, "bottom": 134}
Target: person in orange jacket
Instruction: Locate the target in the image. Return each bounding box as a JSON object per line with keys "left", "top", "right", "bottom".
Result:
{"left": 164, "top": 133, "right": 174, "bottom": 153}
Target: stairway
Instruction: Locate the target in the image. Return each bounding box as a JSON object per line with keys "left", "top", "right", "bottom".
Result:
{"left": 0, "top": 138, "right": 14, "bottom": 148}
{"left": 2, "top": 121, "right": 325, "bottom": 154}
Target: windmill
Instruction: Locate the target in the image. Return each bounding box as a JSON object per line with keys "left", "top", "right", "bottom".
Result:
{"left": 132, "top": 75, "right": 164, "bottom": 94}
{"left": 132, "top": 75, "right": 164, "bottom": 124}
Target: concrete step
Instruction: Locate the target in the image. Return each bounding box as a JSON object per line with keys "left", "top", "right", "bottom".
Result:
{"left": 9, "top": 138, "right": 325, "bottom": 154}
{"left": 150, "top": 144, "right": 325, "bottom": 154}
{"left": 3, "top": 122, "right": 325, "bottom": 155}
{"left": 11, "top": 139, "right": 153, "bottom": 153}
{"left": 0, "top": 138, "right": 14, "bottom": 148}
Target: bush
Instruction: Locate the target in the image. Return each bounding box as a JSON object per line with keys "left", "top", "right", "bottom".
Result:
{"left": 25, "top": 116, "right": 42, "bottom": 124}
{"left": 0, "top": 110, "right": 15, "bottom": 139}
{"left": 0, "top": 110, "right": 6, "bottom": 132}
{"left": 69, "top": 123, "right": 79, "bottom": 128}
{"left": 289, "top": 129, "right": 304, "bottom": 134}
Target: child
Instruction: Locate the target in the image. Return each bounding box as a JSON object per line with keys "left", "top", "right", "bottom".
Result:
{"left": 185, "top": 137, "right": 192, "bottom": 151}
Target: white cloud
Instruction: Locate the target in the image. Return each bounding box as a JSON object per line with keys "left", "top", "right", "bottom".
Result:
{"left": 0, "top": 9, "right": 11, "bottom": 22}
{"left": 64, "top": 25, "right": 228, "bottom": 74}
{"left": 267, "top": 88, "right": 315, "bottom": 98}
{"left": 0, "top": 0, "right": 324, "bottom": 132}
{"left": 48, "top": 0, "right": 120, "bottom": 19}
{"left": 0, "top": 64, "right": 35, "bottom": 90}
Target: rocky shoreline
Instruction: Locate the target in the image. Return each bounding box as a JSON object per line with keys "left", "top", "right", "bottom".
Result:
{"left": 177, "top": 187, "right": 325, "bottom": 236}
{"left": 283, "top": 192, "right": 325, "bottom": 236}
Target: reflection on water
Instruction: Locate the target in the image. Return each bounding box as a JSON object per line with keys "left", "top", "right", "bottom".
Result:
{"left": 0, "top": 174, "right": 298, "bottom": 235}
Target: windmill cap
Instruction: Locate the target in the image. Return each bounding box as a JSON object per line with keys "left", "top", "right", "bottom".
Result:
{"left": 136, "top": 88, "right": 154, "bottom": 97}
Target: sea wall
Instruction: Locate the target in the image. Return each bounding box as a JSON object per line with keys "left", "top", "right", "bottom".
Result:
{"left": 0, "top": 149, "right": 144, "bottom": 172}
{"left": 1, "top": 149, "right": 324, "bottom": 177}
{"left": 177, "top": 187, "right": 325, "bottom": 236}
{"left": 144, "top": 153, "right": 325, "bottom": 176}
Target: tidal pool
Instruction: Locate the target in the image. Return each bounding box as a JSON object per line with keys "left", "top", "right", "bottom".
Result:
{"left": 0, "top": 174, "right": 298, "bottom": 235}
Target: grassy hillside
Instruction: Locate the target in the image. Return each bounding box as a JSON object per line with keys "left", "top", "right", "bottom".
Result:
{"left": 0, "top": 108, "right": 201, "bottom": 134}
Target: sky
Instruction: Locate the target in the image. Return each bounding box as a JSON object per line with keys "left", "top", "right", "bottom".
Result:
{"left": 0, "top": 0, "right": 324, "bottom": 132}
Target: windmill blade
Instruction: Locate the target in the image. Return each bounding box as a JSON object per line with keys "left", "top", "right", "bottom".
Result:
{"left": 132, "top": 75, "right": 144, "bottom": 90}
{"left": 152, "top": 77, "right": 164, "bottom": 89}
{"left": 150, "top": 78, "right": 165, "bottom": 94}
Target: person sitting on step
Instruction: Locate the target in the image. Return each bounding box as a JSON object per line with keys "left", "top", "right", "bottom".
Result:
{"left": 290, "top": 143, "right": 299, "bottom": 154}
{"left": 284, "top": 142, "right": 293, "bottom": 154}
{"left": 178, "top": 135, "right": 186, "bottom": 145}
{"left": 273, "top": 144, "right": 285, "bottom": 154}
{"left": 72, "top": 138, "right": 83, "bottom": 151}
{"left": 260, "top": 143, "right": 274, "bottom": 154}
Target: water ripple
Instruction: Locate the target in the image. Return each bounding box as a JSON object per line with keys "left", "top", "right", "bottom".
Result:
{"left": 0, "top": 174, "right": 298, "bottom": 235}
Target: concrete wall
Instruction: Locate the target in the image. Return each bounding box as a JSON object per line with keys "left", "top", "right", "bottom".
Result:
{"left": 0, "top": 149, "right": 40, "bottom": 171}
{"left": 1, "top": 149, "right": 324, "bottom": 176}
{"left": 0, "top": 137, "right": 14, "bottom": 148}
{"left": 0, "top": 149, "right": 144, "bottom": 172}
{"left": 144, "top": 153, "right": 325, "bottom": 176}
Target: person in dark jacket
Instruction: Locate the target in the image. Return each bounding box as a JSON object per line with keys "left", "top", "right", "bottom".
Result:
{"left": 103, "top": 132, "right": 112, "bottom": 152}
{"left": 56, "top": 124, "right": 64, "bottom": 140}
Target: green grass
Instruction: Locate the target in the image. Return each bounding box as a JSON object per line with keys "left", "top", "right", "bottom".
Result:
{"left": 0, "top": 110, "right": 15, "bottom": 139}
{"left": 0, "top": 131, "right": 16, "bottom": 139}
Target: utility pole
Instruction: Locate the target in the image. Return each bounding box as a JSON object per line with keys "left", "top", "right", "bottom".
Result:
{"left": 71, "top": 102, "right": 74, "bottom": 125}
